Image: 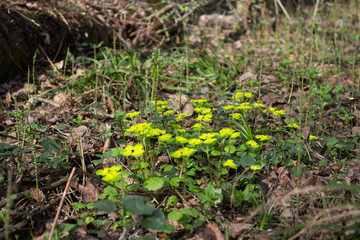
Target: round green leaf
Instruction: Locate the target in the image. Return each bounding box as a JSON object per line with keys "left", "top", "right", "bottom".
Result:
{"left": 143, "top": 177, "right": 164, "bottom": 191}
{"left": 93, "top": 199, "right": 117, "bottom": 213}
{"left": 123, "top": 195, "right": 155, "bottom": 216}
{"left": 142, "top": 209, "right": 166, "bottom": 230}
{"left": 168, "top": 210, "right": 183, "bottom": 221}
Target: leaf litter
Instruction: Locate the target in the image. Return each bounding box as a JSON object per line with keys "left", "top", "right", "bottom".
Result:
{"left": 1, "top": 1, "right": 360, "bottom": 239}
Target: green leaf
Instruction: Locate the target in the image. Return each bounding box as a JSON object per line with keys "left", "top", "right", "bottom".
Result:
{"left": 73, "top": 203, "right": 86, "bottom": 210}
{"left": 162, "top": 224, "right": 176, "bottom": 233}
{"left": 123, "top": 195, "right": 155, "bottom": 216}
{"left": 93, "top": 199, "right": 117, "bottom": 213}
{"left": 142, "top": 209, "right": 166, "bottom": 230}
{"left": 326, "top": 137, "right": 339, "bottom": 148}
{"left": 125, "top": 183, "right": 140, "bottom": 191}
{"left": 224, "top": 145, "right": 236, "bottom": 154}
{"left": 168, "top": 210, "right": 183, "bottom": 221}
{"left": 0, "top": 143, "right": 16, "bottom": 151}
{"left": 111, "top": 147, "right": 124, "bottom": 157}
{"left": 61, "top": 224, "right": 78, "bottom": 233}
{"left": 143, "top": 177, "right": 164, "bottom": 191}
{"left": 54, "top": 124, "right": 67, "bottom": 130}
{"left": 238, "top": 154, "right": 257, "bottom": 168}
{"left": 41, "top": 138, "right": 61, "bottom": 153}
{"left": 137, "top": 236, "right": 155, "bottom": 240}
{"left": 211, "top": 149, "right": 221, "bottom": 156}
{"left": 169, "top": 177, "right": 188, "bottom": 187}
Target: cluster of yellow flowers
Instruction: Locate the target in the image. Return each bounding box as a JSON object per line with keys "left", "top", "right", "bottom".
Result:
{"left": 98, "top": 91, "right": 319, "bottom": 185}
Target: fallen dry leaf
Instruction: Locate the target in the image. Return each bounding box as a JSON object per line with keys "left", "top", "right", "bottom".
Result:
{"left": 182, "top": 102, "right": 194, "bottom": 116}
{"left": 228, "top": 222, "right": 253, "bottom": 239}
{"left": 302, "top": 126, "right": 311, "bottom": 139}
{"left": 194, "top": 222, "right": 224, "bottom": 240}
{"left": 29, "top": 187, "right": 45, "bottom": 202}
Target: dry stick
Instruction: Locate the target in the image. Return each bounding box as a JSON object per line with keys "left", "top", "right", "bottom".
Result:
{"left": 174, "top": 189, "right": 210, "bottom": 224}
{"left": 39, "top": 45, "right": 64, "bottom": 81}
{"left": 48, "top": 167, "right": 76, "bottom": 240}
{"left": 289, "top": 207, "right": 360, "bottom": 240}
{"left": 312, "top": 0, "right": 320, "bottom": 18}
{"left": 275, "top": 0, "right": 292, "bottom": 25}
{"left": 230, "top": 167, "right": 249, "bottom": 209}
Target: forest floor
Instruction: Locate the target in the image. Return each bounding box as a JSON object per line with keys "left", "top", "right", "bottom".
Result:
{"left": 1, "top": 1, "right": 360, "bottom": 239}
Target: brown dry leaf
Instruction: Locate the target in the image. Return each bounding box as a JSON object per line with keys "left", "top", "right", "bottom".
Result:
{"left": 352, "top": 126, "right": 360, "bottom": 135}
{"left": 29, "top": 187, "right": 45, "bottom": 202}
{"left": 157, "top": 155, "right": 169, "bottom": 164}
{"left": 74, "top": 224, "right": 98, "bottom": 240}
{"left": 54, "top": 60, "right": 64, "bottom": 70}
{"left": 238, "top": 71, "right": 254, "bottom": 83}
{"left": 194, "top": 222, "right": 224, "bottom": 240}
{"left": 53, "top": 92, "right": 71, "bottom": 106}
{"left": 262, "top": 74, "right": 276, "bottom": 84}
{"left": 353, "top": 110, "right": 360, "bottom": 120}
{"left": 73, "top": 125, "right": 90, "bottom": 137}
{"left": 228, "top": 222, "right": 253, "bottom": 239}
{"left": 238, "top": 233, "right": 270, "bottom": 240}
{"left": 82, "top": 182, "right": 100, "bottom": 203}
{"left": 302, "top": 126, "right": 311, "bottom": 139}
{"left": 182, "top": 102, "right": 194, "bottom": 116}
{"left": 261, "top": 93, "right": 286, "bottom": 106}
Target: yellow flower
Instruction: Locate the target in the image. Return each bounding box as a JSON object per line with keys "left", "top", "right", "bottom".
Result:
{"left": 176, "top": 136, "right": 188, "bottom": 144}
{"left": 274, "top": 110, "right": 286, "bottom": 116}
{"left": 309, "top": 135, "right": 318, "bottom": 140}
{"left": 269, "top": 107, "right": 277, "bottom": 113}
{"left": 250, "top": 165, "right": 262, "bottom": 171}
{"left": 126, "top": 122, "right": 152, "bottom": 136}
{"left": 199, "top": 133, "right": 218, "bottom": 139}
{"left": 175, "top": 113, "right": 189, "bottom": 121}
{"left": 244, "top": 92, "right": 254, "bottom": 98}
{"left": 223, "top": 105, "right": 234, "bottom": 110}
{"left": 202, "top": 114, "right": 212, "bottom": 123}
{"left": 286, "top": 123, "right": 299, "bottom": 129}
{"left": 235, "top": 102, "right": 253, "bottom": 110}
{"left": 123, "top": 144, "right": 145, "bottom": 157}
{"left": 192, "top": 123, "right": 205, "bottom": 131}
{"left": 96, "top": 165, "right": 122, "bottom": 183}
{"left": 230, "top": 132, "right": 240, "bottom": 139}
{"left": 158, "top": 134, "right": 172, "bottom": 142}
{"left": 190, "top": 99, "right": 208, "bottom": 104}
{"left": 219, "top": 128, "right": 235, "bottom": 137}
{"left": 234, "top": 91, "right": 244, "bottom": 99}
{"left": 156, "top": 105, "right": 167, "bottom": 112}
{"left": 161, "top": 110, "right": 174, "bottom": 116}
{"left": 146, "top": 128, "right": 165, "bottom": 137}
{"left": 203, "top": 138, "right": 217, "bottom": 144}
{"left": 188, "top": 138, "right": 203, "bottom": 146}
{"left": 125, "top": 111, "right": 140, "bottom": 118}
{"left": 231, "top": 113, "right": 242, "bottom": 120}
{"left": 255, "top": 135, "right": 272, "bottom": 141}
{"left": 253, "top": 103, "right": 265, "bottom": 108}
{"left": 246, "top": 140, "right": 259, "bottom": 149}
{"left": 194, "top": 107, "right": 202, "bottom": 113}
{"left": 223, "top": 159, "right": 237, "bottom": 169}
{"left": 201, "top": 108, "right": 212, "bottom": 114}
{"left": 171, "top": 147, "right": 196, "bottom": 158}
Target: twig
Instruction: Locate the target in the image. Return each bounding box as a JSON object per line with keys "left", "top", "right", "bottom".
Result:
{"left": 230, "top": 167, "right": 249, "bottom": 209}
{"left": 275, "top": 0, "right": 292, "bottom": 25}
{"left": 48, "top": 167, "right": 76, "bottom": 240}
{"left": 174, "top": 188, "right": 210, "bottom": 224}
{"left": 312, "top": 0, "right": 320, "bottom": 18}
{"left": 9, "top": 7, "right": 40, "bottom": 27}
{"left": 39, "top": 45, "right": 64, "bottom": 81}
{"left": 0, "top": 178, "right": 67, "bottom": 208}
